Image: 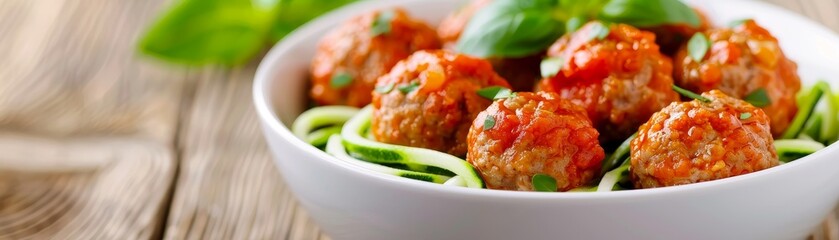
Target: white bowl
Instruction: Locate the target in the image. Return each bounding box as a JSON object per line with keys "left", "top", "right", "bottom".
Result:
{"left": 254, "top": 0, "right": 839, "bottom": 239}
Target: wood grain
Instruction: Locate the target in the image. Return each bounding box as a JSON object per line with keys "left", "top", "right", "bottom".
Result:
{"left": 0, "top": 0, "right": 837, "bottom": 240}
{"left": 0, "top": 0, "right": 183, "bottom": 239}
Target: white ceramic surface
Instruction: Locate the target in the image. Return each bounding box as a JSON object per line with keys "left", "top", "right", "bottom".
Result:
{"left": 253, "top": 1, "right": 839, "bottom": 239}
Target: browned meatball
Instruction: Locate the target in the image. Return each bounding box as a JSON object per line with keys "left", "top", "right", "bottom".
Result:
{"left": 674, "top": 20, "right": 801, "bottom": 136}
{"left": 537, "top": 22, "right": 680, "bottom": 143}
{"left": 467, "top": 92, "right": 605, "bottom": 191}
{"left": 310, "top": 8, "right": 441, "bottom": 107}
{"left": 372, "top": 50, "right": 511, "bottom": 156}
{"left": 631, "top": 90, "right": 779, "bottom": 188}
{"left": 437, "top": 0, "right": 541, "bottom": 91}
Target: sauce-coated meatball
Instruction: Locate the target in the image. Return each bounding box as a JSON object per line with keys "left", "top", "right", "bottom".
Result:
{"left": 437, "top": 0, "right": 541, "bottom": 91}
{"left": 372, "top": 50, "right": 511, "bottom": 156}
{"left": 674, "top": 20, "right": 801, "bottom": 136}
{"left": 631, "top": 90, "right": 779, "bottom": 188}
{"left": 467, "top": 92, "right": 605, "bottom": 191}
{"left": 537, "top": 22, "right": 680, "bottom": 143}
{"left": 310, "top": 8, "right": 441, "bottom": 107}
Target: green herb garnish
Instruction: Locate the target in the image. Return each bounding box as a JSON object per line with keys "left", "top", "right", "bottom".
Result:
{"left": 371, "top": 10, "right": 395, "bottom": 37}
{"left": 744, "top": 88, "right": 771, "bottom": 107}
{"left": 330, "top": 73, "right": 353, "bottom": 88}
{"left": 375, "top": 83, "right": 395, "bottom": 94}
{"left": 397, "top": 82, "right": 420, "bottom": 94}
{"left": 532, "top": 174, "right": 557, "bottom": 192}
{"left": 540, "top": 57, "right": 564, "bottom": 78}
{"left": 728, "top": 19, "right": 751, "bottom": 28}
{"left": 565, "top": 16, "right": 586, "bottom": 33}
{"left": 740, "top": 112, "right": 752, "bottom": 120}
{"left": 477, "top": 86, "right": 514, "bottom": 100}
{"left": 483, "top": 115, "right": 496, "bottom": 130}
{"left": 687, "top": 32, "right": 710, "bottom": 62}
{"left": 588, "top": 21, "right": 611, "bottom": 41}
{"left": 672, "top": 85, "right": 711, "bottom": 103}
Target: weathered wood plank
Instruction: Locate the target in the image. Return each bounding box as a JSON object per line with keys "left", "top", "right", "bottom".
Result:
{"left": 0, "top": 134, "right": 175, "bottom": 239}
{"left": 162, "top": 67, "right": 293, "bottom": 240}
{"left": 0, "top": 0, "right": 184, "bottom": 239}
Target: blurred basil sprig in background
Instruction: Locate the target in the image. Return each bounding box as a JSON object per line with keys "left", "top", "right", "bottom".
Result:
{"left": 138, "top": 0, "right": 699, "bottom": 66}
{"left": 456, "top": 0, "right": 700, "bottom": 58}
{"left": 138, "top": 0, "right": 355, "bottom": 66}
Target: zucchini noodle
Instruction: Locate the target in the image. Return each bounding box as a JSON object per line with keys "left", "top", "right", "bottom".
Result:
{"left": 782, "top": 83, "right": 824, "bottom": 139}
{"left": 326, "top": 135, "right": 451, "bottom": 184}
{"left": 341, "top": 106, "right": 485, "bottom": 188}
{"left": 601, "top": 133, "right": 635, "bottom": 175}
{"left": 775, "top": 139, "right": 825, "bottom": 163}
{"left": 292, "top": 106, "right": 360, "bottom": 139}
{"left": 597, "top": 165, "right": 630, "bottom": 192}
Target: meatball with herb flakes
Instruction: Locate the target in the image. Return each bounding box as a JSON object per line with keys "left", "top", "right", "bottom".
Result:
{"left": 674, "top": 20, "right": 801, "bottom": 136}
{"left": 537, "top": 21, "right": 680, "bottom": 143}
{"left": 631, "top": 90, "right": 779, "bottom": 188}
{"left": 310, "top": 8, "right": 441, "bottom": 107}
{"left": 467, "top": 92, "right": 605, "bottom": 191}
{"left": 372, "top": 50, "right": 511, "bottom": 157}
{"left": 437, "top": 0, "right": 541, "bottom": 91}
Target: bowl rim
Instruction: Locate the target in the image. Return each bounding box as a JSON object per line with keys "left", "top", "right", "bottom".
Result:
{"left": 253, "top": 0, "right": 839, "bottom": 200}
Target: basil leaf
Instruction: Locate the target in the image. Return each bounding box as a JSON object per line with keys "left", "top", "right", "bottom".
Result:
{"left": 565, "top": 16, "right": 587, "bottom": 32}
{"left": 398, "top": 82, "right": 420, "bottom": 94}
{"left": 138, "top": 0, "right": 281, "bottom": 66}
{"left": 456, "top": 0, "right": 564, "bottom": 58}
{"left": 532, "top": 174, "right": 557, "bottom": 192}
{"left": 588, "top": 21, "right": 611, "bottom": 41}
{"left": 371, "top": 10, "right": 395, "bottom": 37}
{"left": 330, "top": 73, "right": 353, "bottom": 88}
{"left": 375, "top": 83, "right": 395, "bottom": 94}
{"left": 540, "top": 57, "right": 564, "bottom": 78}
{"left": 598, "top": 0, "right": 700, "bottom": 28}
{"left": 672, "top": 85, "right": 710, "bottom": 103}
{"left": 744, "top": 88, "right": 771, "bottom": 107}
{"left": 483, "top": 115, "right": 496, "bottom": 130}
{"left": 728, "top": 18, "right": 751, "bottom": 28}
{"left": 687, "top": 32, "right": 710, "bottom": 62}
{"left": 477, "top": 86, "right": 514, "bottom": 100}
{"left": 740, "top": 112, "right": 752, "bottom": 120}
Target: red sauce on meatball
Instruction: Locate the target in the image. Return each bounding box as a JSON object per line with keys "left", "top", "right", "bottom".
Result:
{"left": 538, "top": 22, "right": 680, "bottom": 143}
{"left": 631, "top": 90, "right": 779, "bottom": 188}
{"left": 372, "top": 50, "right": 511, "bottom": 156}
{"left": 674, "top": 20, "right": 801, "bottom": 136}
{"left": 310, "top": 8, "right": 441, "bottom": 107}
{"left": 467, "top": 92, "right": 605, "bottom": 191}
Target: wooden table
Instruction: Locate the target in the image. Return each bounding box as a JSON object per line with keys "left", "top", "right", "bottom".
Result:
{"left": 0, "top": 0, "right": 837, "bottom": 239}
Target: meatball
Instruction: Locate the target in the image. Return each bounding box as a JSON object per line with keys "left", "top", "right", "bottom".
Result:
{"left": 631, "top": 90, "right": 779, "bottom": 188}
{"left": 537, "top": 22, "right": 680, "bottom": 143}
{"left": 674, "top": 20, "right": 801, "bottom": 136}
{"left": 437, "top": 0, "right": 541, "bottom": 91}
{"left": 310, "top": 8, "right": 441, "bottom": 107}
{"left": 466, "top": 92, "right": 605, "bottom": 191}
{"left": 372, "top": 50, "right": 511, "bottom": 156}
{"left": 645, "top": 9, "right": 711, "bottom": 55}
